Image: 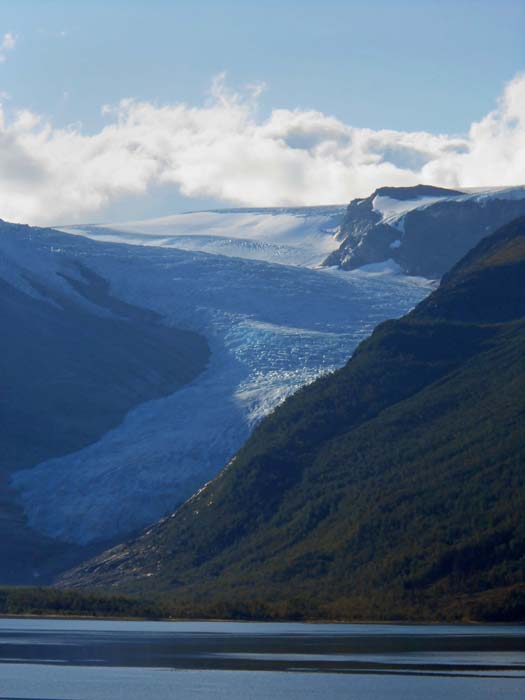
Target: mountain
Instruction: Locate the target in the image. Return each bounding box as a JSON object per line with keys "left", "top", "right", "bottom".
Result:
{"left": 1, "top": 215, "right": 429, "bottom": 585}
{"left": 59, "top": 217, "right": 525, "bottom": 621}
{"left": 325, "top": 185, "right": 525, "bottom": 278}
{"left": 0, "top": 220, "right": 210, "bottom": 583}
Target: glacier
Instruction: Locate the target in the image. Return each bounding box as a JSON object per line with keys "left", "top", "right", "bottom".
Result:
{"left": 60, "top": 206, "right": 347, "bottom": 268}
{"left": 10, "top": 208, "right": 433, "bottom": 545}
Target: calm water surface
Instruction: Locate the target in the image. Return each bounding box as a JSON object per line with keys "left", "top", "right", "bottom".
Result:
{"left": 0, "top": 618, "right": 523, "bottom": 699}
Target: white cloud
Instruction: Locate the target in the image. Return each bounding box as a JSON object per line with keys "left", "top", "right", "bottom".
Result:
{"left": 0, "top": 73, "right": 524, "bottom": 225}
{"left": 0, "top": 32, "right": 16, "bottom": 63}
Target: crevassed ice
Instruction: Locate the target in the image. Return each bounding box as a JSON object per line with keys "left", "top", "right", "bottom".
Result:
{"left": 11, "top": 217, "right": 432, "bottom": 544}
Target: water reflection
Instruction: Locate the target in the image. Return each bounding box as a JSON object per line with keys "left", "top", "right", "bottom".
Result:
{"left": 0, "top": 618, "right": 523, "bottom": 677}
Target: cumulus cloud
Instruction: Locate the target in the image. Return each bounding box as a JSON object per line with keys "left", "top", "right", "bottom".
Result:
{"left": 0, "top": 73, "right": 524, "bottom": 225}
{"left": 0, "top": 32, "right": 16, "bottom": 63}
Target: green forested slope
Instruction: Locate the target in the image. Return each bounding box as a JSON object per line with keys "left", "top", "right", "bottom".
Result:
{"left": 60, "top": 218, "right": 525, "bottom": 621}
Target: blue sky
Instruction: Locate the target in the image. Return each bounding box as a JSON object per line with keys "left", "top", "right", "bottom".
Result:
{"left": 1, "top": 0, "right": 524, "bottom": 223}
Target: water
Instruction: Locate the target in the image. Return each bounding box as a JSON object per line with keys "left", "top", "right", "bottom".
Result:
{"left": 0, "top": 618, "right": 523, "bottom": 699}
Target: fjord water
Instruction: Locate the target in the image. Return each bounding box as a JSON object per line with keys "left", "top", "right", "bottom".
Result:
{"left": 1, "top": 619, "right": 523, "bottom": 699}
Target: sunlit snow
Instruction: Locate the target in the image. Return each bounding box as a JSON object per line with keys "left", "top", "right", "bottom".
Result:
{"left": 60, "top": 206, "right": 346, "bottom": 268}
{"left": 372, "top": 194, "right": 448, "bottom": 230}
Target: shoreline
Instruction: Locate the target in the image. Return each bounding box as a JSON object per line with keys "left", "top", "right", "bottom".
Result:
{"left": 1, "top": 613, "right": 522, "bottom": 626}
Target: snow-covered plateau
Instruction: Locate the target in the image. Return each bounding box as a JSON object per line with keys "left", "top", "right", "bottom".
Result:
{"left": 9, "top": 207, "right": 432, "bottom": 545}
{"left": 60, "top": 206, "right": 347, "bottom": 268}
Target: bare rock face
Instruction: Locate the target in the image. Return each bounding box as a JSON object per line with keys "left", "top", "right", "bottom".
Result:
{"left": 326, "top": 185, "right": 525, "bottom": 278}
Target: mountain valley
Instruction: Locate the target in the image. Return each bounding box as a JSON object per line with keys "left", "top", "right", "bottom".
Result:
{"left": 58, "top": 217, "right": 525, "bottom": 621}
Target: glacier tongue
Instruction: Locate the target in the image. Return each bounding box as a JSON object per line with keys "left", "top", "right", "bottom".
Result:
{"left": 12, "top": 220, "right": 432, "bottom": 545}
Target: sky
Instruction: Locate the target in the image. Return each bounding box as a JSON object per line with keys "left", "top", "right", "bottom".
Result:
{"left": 0, "top": 0, "right": 524, "bottom": 225}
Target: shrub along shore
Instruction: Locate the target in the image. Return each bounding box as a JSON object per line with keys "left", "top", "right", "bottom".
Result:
{"left": 1, "top": 585, "right": 524, "bottom": 623}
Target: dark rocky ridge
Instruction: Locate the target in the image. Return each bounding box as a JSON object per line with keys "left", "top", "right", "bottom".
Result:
{"left": 325, "top": 185, "right": 525, "bottom": 278}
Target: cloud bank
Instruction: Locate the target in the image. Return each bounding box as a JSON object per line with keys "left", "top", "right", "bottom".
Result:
{"left": 0, "top": 72, "right": 524, "bottom": 225}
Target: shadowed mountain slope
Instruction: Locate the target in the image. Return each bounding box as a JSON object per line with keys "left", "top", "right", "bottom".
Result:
{"left": 0, "top": 220, "right": 209, "bottom": 584}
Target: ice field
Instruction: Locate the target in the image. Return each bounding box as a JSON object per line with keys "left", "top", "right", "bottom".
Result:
{"left": 10, "top": 209, "right": 432, "bottom": 543}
